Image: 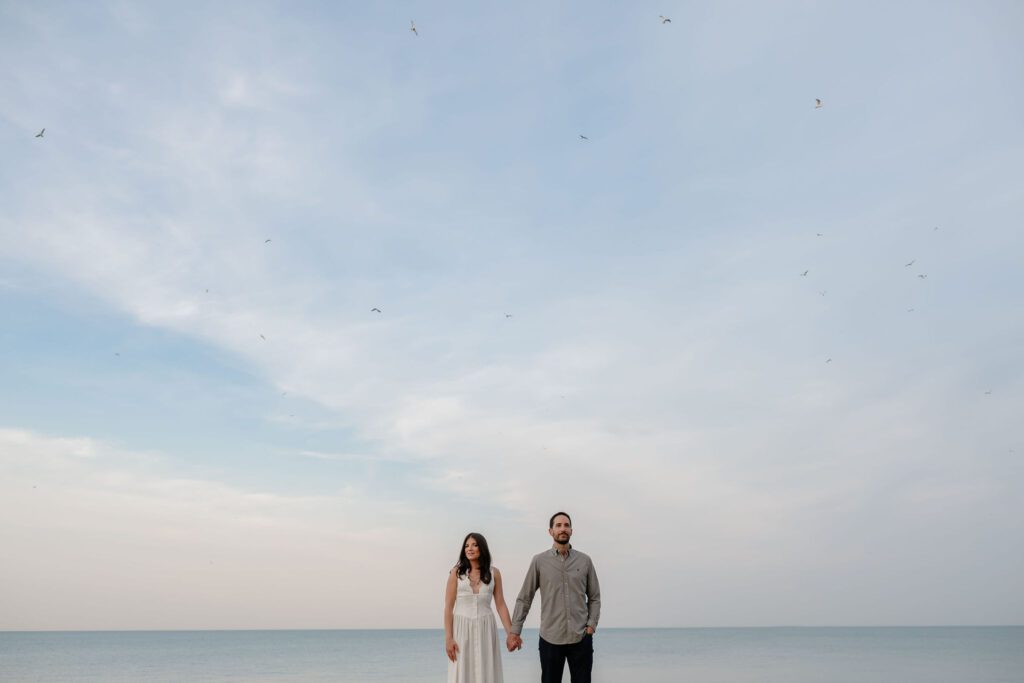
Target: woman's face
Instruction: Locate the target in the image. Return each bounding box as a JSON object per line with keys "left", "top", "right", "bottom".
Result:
{"left": 464, "top": 537, "right": 480, "bottom": 561}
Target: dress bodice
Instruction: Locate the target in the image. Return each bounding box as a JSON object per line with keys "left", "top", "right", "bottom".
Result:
{"left": 453, "top": 572, "right": 495, "bottom": 619}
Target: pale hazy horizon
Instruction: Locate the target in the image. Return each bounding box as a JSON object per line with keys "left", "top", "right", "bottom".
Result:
{"left": 1, "top": 1, "right": 1022, "bottom": 631}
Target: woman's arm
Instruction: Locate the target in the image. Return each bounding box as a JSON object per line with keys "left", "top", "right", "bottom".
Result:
{"left": 492, "top": 568, "right": 515, "bottom": 634}
{"left": 444, "top": 568, "right": 459, "bottom": 662}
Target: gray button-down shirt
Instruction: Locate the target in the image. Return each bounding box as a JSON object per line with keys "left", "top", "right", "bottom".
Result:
{"left": 511, "top": 545, "right": 601, "bottom": 645}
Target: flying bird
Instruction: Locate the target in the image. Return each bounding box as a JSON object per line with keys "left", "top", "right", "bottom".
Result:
{"left": 917, "top": 274, "right": 927, "bottom": 279}
{"left": 905, "top": 259, "right": 915, "bottom": 267}
{"left": 815, "top": 98, "right": 823, "bottom": 109}
{"left": 825, "top": 358, "right": 832, "bottom": 363}
{"left": 800, "top": 270, "right": 809, "bottom": 276}
{"left": 260, "top": 334, "right": 266, "bottom": 340}
{"left": 579, "top": 135, "right": 589, "bottom": 141}
{"left": 371, "top": 307, "right": 381, "bottom": 313}
{"left": 264, "top": 239, "right": 272, "bottom": 243}
{"left": 35, "top": 128, "right": 45, "bottom": 138}
{"left": 659, "top": 15, "right": 671, "bottom": 23}
{"left": 505, "top": 314, "right": 512, "bottom": 318}
{"left": 410, "top": 20, "right": 418, "bottom": 36}
{"left": 816, "top": 233, "right": 823, "bottom": 237}
{"left": 907, "top": 308, "right": 915, "bottom": 312}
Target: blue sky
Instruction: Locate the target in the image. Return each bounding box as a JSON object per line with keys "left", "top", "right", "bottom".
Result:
{"left": 1, "top": 0, "right": 1022, "bottom": 630}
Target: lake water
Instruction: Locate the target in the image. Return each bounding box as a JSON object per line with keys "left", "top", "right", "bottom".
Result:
{"left": 1, "top": 627, "right": 1021, "bottom": 682}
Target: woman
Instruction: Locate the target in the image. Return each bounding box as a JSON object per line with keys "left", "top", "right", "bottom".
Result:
{"left": 444, "top": 532, "right": 515, "bottom": 683}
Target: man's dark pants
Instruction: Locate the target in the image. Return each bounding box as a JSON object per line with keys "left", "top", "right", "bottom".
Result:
{"left": 539, "top": 634, "right": 593, "bottom": 683}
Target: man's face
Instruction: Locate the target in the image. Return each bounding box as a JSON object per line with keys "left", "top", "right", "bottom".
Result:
{"left": 549, "top": 515, "right": 573, "bottom": 546}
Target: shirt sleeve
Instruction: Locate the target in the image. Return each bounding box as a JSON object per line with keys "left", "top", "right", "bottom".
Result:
{"left": 510, "top": 556, "right": 539, "bottom": 635}
{"left": 585, "top": 560, "right": 601, "bottom": 629}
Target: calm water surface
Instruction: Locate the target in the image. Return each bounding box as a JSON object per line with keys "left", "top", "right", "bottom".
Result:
{"left": 1, "top": 627, "right": 1021, "bottom": 682}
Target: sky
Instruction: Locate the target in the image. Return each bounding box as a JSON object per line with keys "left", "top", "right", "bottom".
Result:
{"left": 1, "top": 0, "right": 1022, "bottom": 631}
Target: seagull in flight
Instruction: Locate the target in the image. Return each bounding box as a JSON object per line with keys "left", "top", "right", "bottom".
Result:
{"left": 371, "top": 307, "right": 381, "bottom": 313}
{"left": 410, "top": 20, "right": 418, "bottom": 36}
{"left": 825, "top": 358, "right": 832, "bottom": 363}
{"left": 905, "top": 259, "right": 915, "bottom": 267}
{"left": 260, "top": 334, "right": 266, "bottom": 340}
{"left": 505, "top": 314, "right": 512, "bottom": 318}
{"left": 659, "top": 15, "right": 671, "bottom": 23}
{"left": 815, "top": 98, "right": 823, "bottom": 109}
{"left": 917, "top": 274, "right": 927, "bottom": 279}
{"left": 264, "top": 239, "right": 272, "bottom": 243}
{"left": 35, "top": 128, "right": 45, "bottom": 138}
{"left": 579, "top": 135, "right": 589, "bottom": 141}
{"left": 816, "top": 233, "right": 823, "bottom": 237}
{"left": 800, "top": 270, "right": 809, "bottom": 276}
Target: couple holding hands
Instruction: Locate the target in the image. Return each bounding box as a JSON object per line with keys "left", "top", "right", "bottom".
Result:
{"left": 443, "top": 512, "right": 601, "bottom": 683}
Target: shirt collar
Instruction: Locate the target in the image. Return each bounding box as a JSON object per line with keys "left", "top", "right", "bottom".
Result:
{"left": 551, "top": 543, "right": 572, "bottom": 557}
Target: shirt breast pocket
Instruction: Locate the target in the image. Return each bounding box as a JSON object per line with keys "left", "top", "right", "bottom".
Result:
{"left": 572, "top": 566, "right": 589, "bottom": 593}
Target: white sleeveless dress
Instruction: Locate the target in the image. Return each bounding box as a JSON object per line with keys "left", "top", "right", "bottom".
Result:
{"left": 448, "top": 572, "right": 504, "bottom": 683}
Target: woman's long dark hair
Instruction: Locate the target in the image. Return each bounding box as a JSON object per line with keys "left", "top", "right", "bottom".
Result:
{"left": 456, "top": 532, "right": 492, "bottom": 584}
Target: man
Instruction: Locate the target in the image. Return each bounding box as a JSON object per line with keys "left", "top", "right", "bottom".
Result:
{"left": 508, "top": 512, "right": 601, "bottom": 683}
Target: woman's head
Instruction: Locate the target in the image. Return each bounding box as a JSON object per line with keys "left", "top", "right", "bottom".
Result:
{"left": 456, "top": 532, "right": 492, "bottom": 584}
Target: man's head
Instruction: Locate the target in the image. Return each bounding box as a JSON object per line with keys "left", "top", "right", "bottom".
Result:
{"left": 548, "top": 511, "right": 573, "bottom": 546}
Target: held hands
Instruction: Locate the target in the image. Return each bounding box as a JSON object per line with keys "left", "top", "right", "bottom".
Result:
{"left": 585, "top": 626, "right": 595, "bottom": 635}
{"left": 506, "top": 633, "right": 523, "bottom": 652}
{"left": 445, "top": 636, "right": 459, "bottom": 662}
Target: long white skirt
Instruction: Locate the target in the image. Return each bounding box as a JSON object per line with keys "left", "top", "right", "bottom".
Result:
{"left": 447, "top": 612, "right": 504, "bottom": 683}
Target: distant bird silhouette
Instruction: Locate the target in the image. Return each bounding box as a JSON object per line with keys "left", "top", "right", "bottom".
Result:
{"left": 264, "top": 239, "right": 272, "bottom": 243}
{"left": 205, "top": 288, "right": 209, "bottom": 293}
{"left": 815, "top": 98, "right": 823, "bottom": 109}
{"left": 35, "top": 128, "right": 45, "bottom": 138}
{"left": 816, "top": 233, "right": 823, "bottom": 237}
{"left": 907, "top": 308, "right": 915, "bottom": 312}
{"left": 905, "top": 259, "right": 915, "bottom": 267}
{"left": 826, "top": 358, "right": 832, "bottom": 363}
{"left": 410, "top": 20, "right": 418, "bottom": 36}
{"left": 260, "top": 334, "right": 266, "bottom": 340}
{"left": 505, "top": 314, "right": 512, "bottom": 318}
{"left": 659, "top": 15, "right": 671, "bottom": 23}
{"left": 918, "top": 274, "right": 927, "bottom": 279}
{"left": 800, "top": 270, "right": 809, "bottom": 276}
{"left": 371, "top": 307, "right": 381, "bottom": 313}
{"left": 114, "top": 352, "right": 120, "bottom": 357}
{"left": 579, "top": 135, "right": 589, "bottom": 141}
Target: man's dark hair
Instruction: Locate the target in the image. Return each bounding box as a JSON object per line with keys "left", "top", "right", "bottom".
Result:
{"left": 549, "top": 511, "right": 572, "bottom": 529}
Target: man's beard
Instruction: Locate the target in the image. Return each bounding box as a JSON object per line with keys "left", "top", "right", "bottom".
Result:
{"left": 554, "top": 533, "right": 570, "bottom": 545}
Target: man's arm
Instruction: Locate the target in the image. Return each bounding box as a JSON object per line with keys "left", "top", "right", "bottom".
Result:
{"left": 585, "top": 560, "right": 601, "bottom": 632}
{"left": 510, "top": 556, "right": 540, "bottom": 635}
